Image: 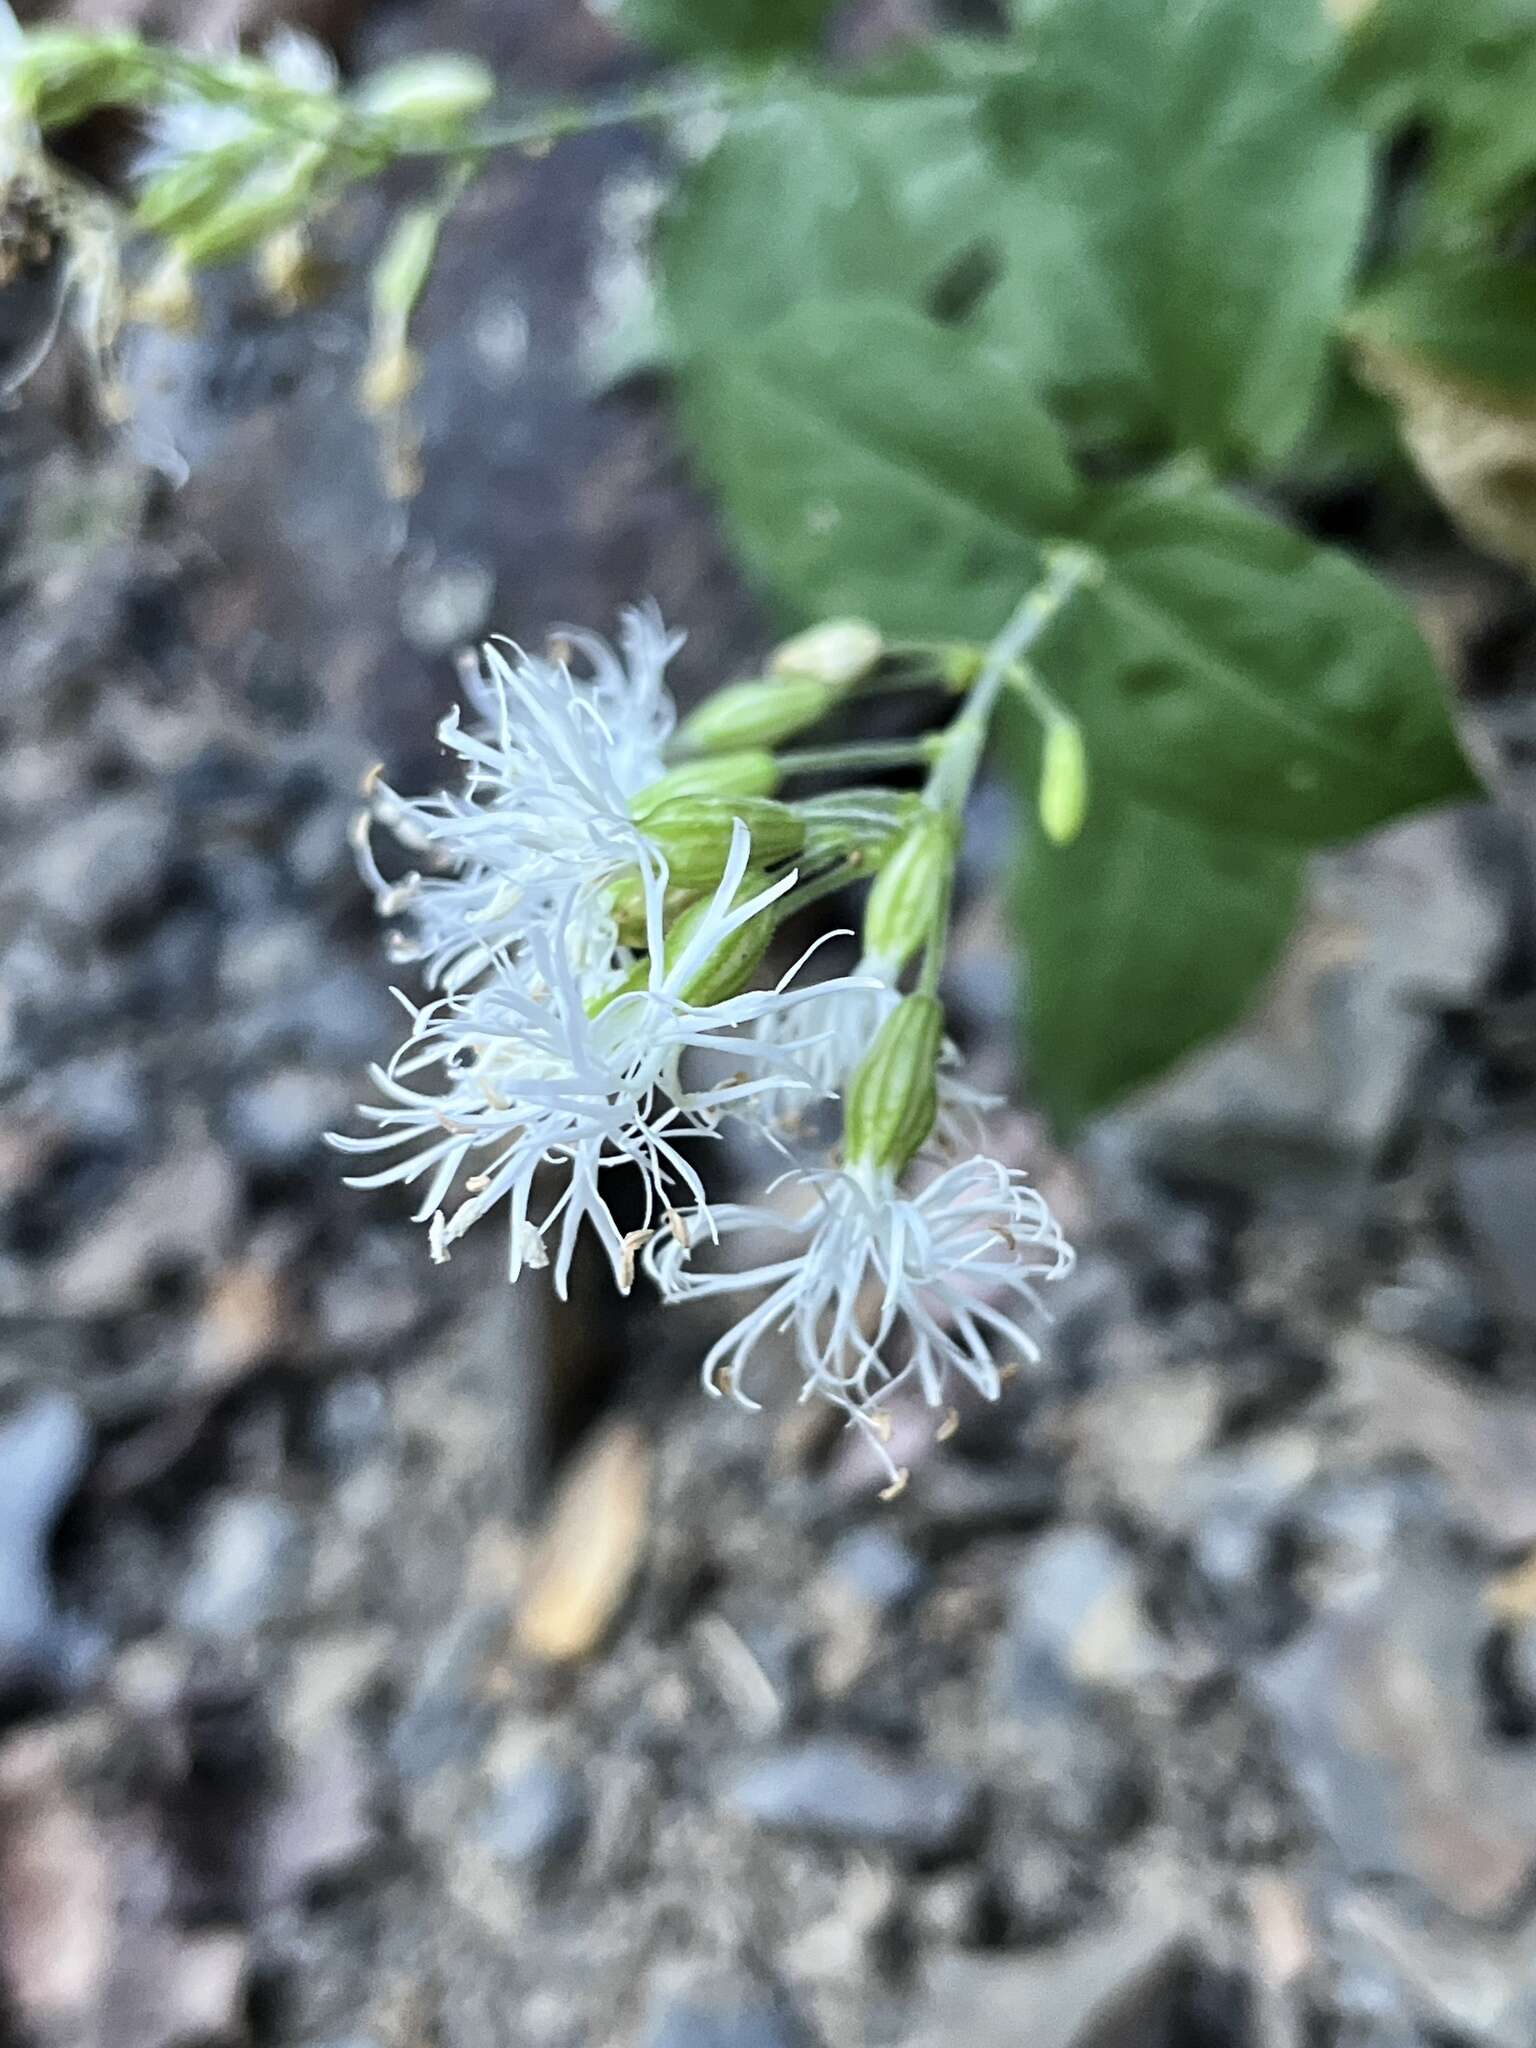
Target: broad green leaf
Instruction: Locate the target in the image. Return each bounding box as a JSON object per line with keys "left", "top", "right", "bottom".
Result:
{"left": 661, "top": 42, "right": 1023, "bottom": 362}
{"left": 1048, "top": 477, "right": 1482, "bottom": 842}
{"left": 610, "top": 0, "right": 837, "bottom": 56}
{"left": 683, "top": 299, "right": 1080, "bottom": 641}
{"left": 981, "top": 0, "right": 1372, "bottom": 467}
{"left": 1334, "top": 0, "right": 1536, "bottom": 221}
{"left": 1353, "top": 255, "right": 1536, "bottom": 394}
{"left": 1006, "top": 744, "right": 1304, "bottom": 1128}
{"left": 1332, "top": 0, "right": 1528, "bottom": 127}
{"left": 689, "top": 301, "right": 1479, "bottom": 841}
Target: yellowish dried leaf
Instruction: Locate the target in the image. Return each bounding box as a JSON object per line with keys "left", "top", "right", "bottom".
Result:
{"left": 515, "top": 1422, "right": 652, "bottom": 1664}
{"left": 1356, "top": 335, "right": 1536, "bottom": 577}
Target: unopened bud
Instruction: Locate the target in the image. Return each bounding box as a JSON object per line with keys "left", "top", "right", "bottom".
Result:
{"left": 1038, "top": 718, "right": 1088, "bottom": 845}
{"left": 175, "top": 141, "right": 326, "bottom": 264}
{"left": 862, "top": 809, "right": 956, "bottom": 973}
{"left": 667, "top": 870, "right": 779, "bottom": 1007}
{"left": 630, "top": 750, "right": 778, "bottom": 812}
{"left": 769, "top": 618, "right": 882, "bottom": 689}
{"left": 352, "top": 54, "right": 495, "bottom": 129}
{"left": 845, "top": 995, "right": 944, "bottom": 1175}
{"left": 679, "top": 675, "right": 834, "bottom": 753}
{"left": 640, "top": 796, "right": 803, "bottom": 885}
{"left": 370, "top": 202, "right": 440, "bottom": 322}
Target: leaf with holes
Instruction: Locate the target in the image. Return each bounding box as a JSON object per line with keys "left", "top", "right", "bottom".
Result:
{"left": 661, "top": 41, "right": 1027, "bottom": 366}
{"left": 978, "top": 0, "right": 1371, "bottom": 465}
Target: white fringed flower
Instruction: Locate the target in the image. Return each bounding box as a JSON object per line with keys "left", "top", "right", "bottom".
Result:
{"left": 354, "top": 604, "right": 682, "bottom": 990}
{"left": 648, "top": 1154, "right": 1074, "bottom": 1488}
{"left": 749, "top": 953, "right": 995, "bottom": 1149}
{"left": 333, "top": 825, "right": 860, "bottom": 1297}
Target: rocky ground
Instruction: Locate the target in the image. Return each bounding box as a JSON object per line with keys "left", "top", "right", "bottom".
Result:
{"left": 5, "top": 2, "right": 1536, "bottom": 2045}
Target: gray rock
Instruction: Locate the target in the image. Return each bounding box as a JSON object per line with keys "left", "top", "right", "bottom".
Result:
{"left": 824, "top": 1529, "right": 924, "bottom": 1616}
{"left": 1255, "top": 1533, "right": 1536, "bottom": 1919}
{"left": 38, "top": 1051, "right": 150, "bottom": 1150}
{"left": 176, "top": 1495, "right": 305, "bottom": 1639}
{"left": 907, "top": 1883, "right": 1193, "bottom": 2048}
{"left": 642, "top": 2001, "right": 816, "bottom": 2048}
{"left": 1341, "top": 1329, "right": 1536, "bottom": 1550}
{"left": 722, "top": 1740, "right": 981, "bottom": 1862}
{"left": 1103, "top": 809, "right": 1503, "bottom": 1183}
{"left": 997, "top": 1528, "right": 1163, "bottom": 1707}
{"left": 479, "top": 1760, "right": 586, "bottom": 1876}
{"left": 226, "top": 1069, "right": 349, "bottom": 1171}
{"left": 24, "top": 797, "right": 173, "bottom": 933}
{"left": 1338, "top": 1885, "right": 1536, "bottom": 2048}
{"left": 1454, "top": 1127, "right": 1536, "bottom": 1327}
{"left": 0, "top": 1394, "right": 90, "bottom": 1686}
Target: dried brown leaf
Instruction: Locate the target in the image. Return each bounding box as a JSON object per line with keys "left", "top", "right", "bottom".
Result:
{"left": 1356, "top": 335, "right": 1536, "bottom": 576}
{"left": 515, "top": 1421, "right": 651, "bottom": 1665}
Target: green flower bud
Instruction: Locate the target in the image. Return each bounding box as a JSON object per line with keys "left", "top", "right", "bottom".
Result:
{"left": 667, "top": 870, "right": 778, "bottom": 1007}
{"left": 640, "top": 796, "right": 803, "bottom": 885}
{"left": 845, "top": 995, "right": 945, "bottom": 1176}
{"left": 370, "top": 202, "right": 440, "bottom": 321}
{"left": 1038, "top": 718, "right": 1089, "bottom": 846}
{"left": 679, "top": 676, "right": 834, "bottom": 754}
{"left": 352, "top": 54, "right": 496, "bottom": 129}
{"left": 630, "top": 750, "right": 779, "bottom": 812}
{"left": 862, "top": 809, "right": 957, "bottom": 974}
{"left": 769, "top": 618, "right": 883, "bottom": 689}
{"left": 174, "top": 142, "right": 328, "bottom": 265}
{"left": 794, "top": 790, "right": 924, "bottom": 871}
{"left": 606, "top": 876, "right": 699, "bottom": 950}
{"left": 134, "top": 140, "right": 266, "bottom": 239}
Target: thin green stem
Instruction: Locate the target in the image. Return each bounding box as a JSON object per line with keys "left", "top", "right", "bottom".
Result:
{"left": 914, "top": 546, "right": 1096, "bottom": 993}
{"left": 391, "top": 74, "right": 787, "bottom": 159}
{"left": 774, "top": 738, "right": 937, "bottom": 778}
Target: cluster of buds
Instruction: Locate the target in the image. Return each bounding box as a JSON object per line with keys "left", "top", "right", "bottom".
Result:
{"left": 0, "top": 12, "right": 494, "bottom": 460}
{"left": 336, "top": 601, "right": 1076, "bottom": 1490}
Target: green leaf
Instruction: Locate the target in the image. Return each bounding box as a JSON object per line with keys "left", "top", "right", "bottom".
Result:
{"left": 1353, "top": 255, "right": 1536, "bottom": 394}
{"left": 688, "top": 301, "right": 1479, "bottom": 842}
{"left": 1049, "top": 477, "right": 1482, "bottom": 842}
{"left": 1006, "top": 742, "right": 1304, "bottom": 1128}
{"left": 1333, "top": 0, "right": 1536, "bottom": 221}
{"left": 980, "top": 0, "right": 1371, "bottom": 467}
{"left": 683, "top": 298, "right": 1080, "bottom": 641}
{"left": 1333, "top": 0, "right": 1518, "bottom": 126}
{"left": 661, "top": 42, "right": 1022, "bottom": 363}
{"left": 612, "top": 0, "right": 838, "bottom": 58}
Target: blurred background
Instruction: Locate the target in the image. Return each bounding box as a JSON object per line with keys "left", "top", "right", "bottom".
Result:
{"left": 4, "top": 2, "right": 1536, "bottom": 2045}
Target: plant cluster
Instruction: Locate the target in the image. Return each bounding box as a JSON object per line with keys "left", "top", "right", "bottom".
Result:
{"left": 5, "top": 0, "right": 1526, "bottom": 1462}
